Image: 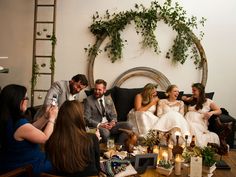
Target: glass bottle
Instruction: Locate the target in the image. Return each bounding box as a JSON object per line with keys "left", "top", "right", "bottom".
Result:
{"left": 190, "top": 135, "right": 196, "bottom": 148}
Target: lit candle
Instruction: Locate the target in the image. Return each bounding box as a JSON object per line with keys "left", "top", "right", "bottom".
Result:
{"left": 175, "top": 154, "right": 182, "bottom": 175}
{"left": 175, "top": 131, "right": 181, "bottom": 137}
{"left": 162, "top": 151, "right": 168, "bottom": 162}
{"left": 175, "top": 131, "right": 181, "bottom": 145}
{"left": 184, "top": 132, "right": 190, "bottom": 140}
{"left": 184, "top": 132, "right": 190, "bottom": 147}
{"left": 153, "top": 145, "right": 159, "bottom": 154}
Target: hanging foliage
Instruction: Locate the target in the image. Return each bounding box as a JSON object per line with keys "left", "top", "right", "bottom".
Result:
{"left": 85, "top": 0, "right": 206, "bottom": 68}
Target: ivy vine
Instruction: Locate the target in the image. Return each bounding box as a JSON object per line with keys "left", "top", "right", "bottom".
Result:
{"left": 85, "top": 0, "right": 206, "bottom": 68}
{"left": 31, "top": 34, "right": 57, "bottom": 88}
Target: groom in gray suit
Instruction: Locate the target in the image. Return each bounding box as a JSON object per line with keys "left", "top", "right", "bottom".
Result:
{"left": 34, "top": 74, "right": 88, "bottom": 119}
{"left": 84, "top": 79, "right": 132, "bottom": 144}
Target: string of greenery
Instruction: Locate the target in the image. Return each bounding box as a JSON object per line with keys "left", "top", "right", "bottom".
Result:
{"left": 31, "top": 34, "right": 57, "bottom": 88}
{"left": 85, "top": 0, "right": 206, "bottom": 68}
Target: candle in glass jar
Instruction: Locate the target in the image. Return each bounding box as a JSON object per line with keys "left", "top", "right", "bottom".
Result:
{"left": 175, "top": 154, "right": 182, "bottom": 175}
{"left": 162, "top": 151, "right": 168, "bottom": 162}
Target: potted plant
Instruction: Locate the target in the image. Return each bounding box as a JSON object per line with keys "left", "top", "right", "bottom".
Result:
{"left": 182, "top": 145, "right": 217, "bottom": 177}
{"left": 156, "top": 160, "right": 173, "bottom": 176}
{"left": 140, "top": 129, "right": 160, "bottom": 152}
{"left": 202, "top": 146, "right": 217, "bottom": 176}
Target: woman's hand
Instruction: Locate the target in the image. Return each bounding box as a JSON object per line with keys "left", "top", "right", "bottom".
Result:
{"left": 151, "top": 97, "right": 159, "bottom": 105}
{"left": 47, "top": 105, "right": 58, "bottom": 122}
{"left": 95, "top": 128, "right": 102, "bottom": 141}
{"left": 203, "top": 112, "right": 213, "bottom": 120}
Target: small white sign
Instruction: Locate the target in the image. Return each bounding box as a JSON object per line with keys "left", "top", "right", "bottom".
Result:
{"left": 190, "top": 157, "right": 202, "bottom": 177}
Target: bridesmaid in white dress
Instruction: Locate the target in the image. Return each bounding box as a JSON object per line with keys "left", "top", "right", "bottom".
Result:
{"left": 153, "top": 85, "right": 190, "bottom": 144}
{"left": 127, "top": 83, "right": 159, "bottom": 136}
{"left": 183, "top": 83, "right": 221, "bottom": 147}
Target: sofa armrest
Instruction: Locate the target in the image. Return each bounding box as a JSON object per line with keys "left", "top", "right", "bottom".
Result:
{"left": 208, "top": 114, "right": 235, "bottom": 148}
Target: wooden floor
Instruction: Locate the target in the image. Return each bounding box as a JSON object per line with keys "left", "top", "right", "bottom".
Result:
{"left": 140, "top": 149, "right": 236, "bottom": 177}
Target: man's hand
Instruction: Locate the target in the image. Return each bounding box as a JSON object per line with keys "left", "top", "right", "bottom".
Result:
{"left": 109, "top": 120, "right": 117, "bottom": 127}
{"left": 100, "top": 122, "right": 113, "bottom": 130}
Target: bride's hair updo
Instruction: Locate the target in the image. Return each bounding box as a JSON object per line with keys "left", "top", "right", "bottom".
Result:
{"left": 165, "top": 84, "right": 178, "bottom": 97}
{"left": 141, "top": 83, "right": 158, "bottom": 105}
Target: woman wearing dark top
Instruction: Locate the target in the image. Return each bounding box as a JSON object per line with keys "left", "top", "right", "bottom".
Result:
{"left": 0, "top": 84, "right": 58, "bottom": 176}
{"left": 45, "top": 100, "right": 100, "bottom": 177}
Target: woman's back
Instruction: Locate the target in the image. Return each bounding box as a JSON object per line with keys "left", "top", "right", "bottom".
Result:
{"left": 0, "top": 118, "right": 50, "bottom": 174}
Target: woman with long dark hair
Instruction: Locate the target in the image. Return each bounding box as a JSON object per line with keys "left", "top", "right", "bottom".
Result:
{"left": 183, "top": 83, "right": 221, "bottom": 147}
{"left": 45, "top": 100, "right": 100, "bottom": 176}
{"left": 0, "top": 84, "right": 58, "bottom": 176}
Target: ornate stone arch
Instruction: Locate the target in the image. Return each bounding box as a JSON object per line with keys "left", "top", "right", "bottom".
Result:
{"left": 112, "top": 67, "right": 171, "bottom": 90}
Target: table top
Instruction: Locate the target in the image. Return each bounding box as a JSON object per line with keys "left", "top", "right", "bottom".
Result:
{"left": 140, "top": 150, "right": 236, "bottom": 177}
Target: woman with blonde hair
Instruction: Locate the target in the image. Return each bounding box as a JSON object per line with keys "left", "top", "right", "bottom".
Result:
{"left": 45, "top": 100, "right": 100, "bottom": 176}
{"left": 153, "top": 84, "right": 190, "bottom": 144}
{"left": 127, "top": 83, "right": 160, "bottom": 136}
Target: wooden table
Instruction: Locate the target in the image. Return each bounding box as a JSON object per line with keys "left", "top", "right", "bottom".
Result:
{"left": 140, "top": 150, "right": 236, "bottom": 177}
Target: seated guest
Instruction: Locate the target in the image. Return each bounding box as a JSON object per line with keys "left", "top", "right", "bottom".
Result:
{"left": 45, "top": 100, "right": 100, "bottom": 176}
{"left": 34, "top": 74, "right": 88, "bottom": 119}
{"left": 153, "top": 84, "right": 190, "bottom": 144}
{"left": 44, "top": 73, "right": 88, "bottom": 107}
{"left": 0, "top": 84, "right": 58, "bottom": 176}
{"left": 127, "top": 83, "right": 160, "bottom": 136}
{"left": 84, "top": 79, "right": 132, "bottom": 144}
{"left": 182, "top": 83, "right": 221, "bottom": 147}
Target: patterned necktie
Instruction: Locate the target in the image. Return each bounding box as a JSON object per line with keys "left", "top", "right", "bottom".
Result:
{"left": 99, "top": 99, "right": 106, "bottom": 117}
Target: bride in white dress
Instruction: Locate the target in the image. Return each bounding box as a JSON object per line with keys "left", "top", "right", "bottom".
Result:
{"left": 153, "top": 85, "right": 190, "bottom": 144}
{"left": 183, "top": 83, "right": 221, "bottom": 147}
{"left": 127, "top": 83, "right": 159, "bottom": 136}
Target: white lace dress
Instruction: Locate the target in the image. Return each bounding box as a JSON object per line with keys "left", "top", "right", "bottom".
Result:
{"left": 127, "top": 105, "right": 159, "bottom": 136}
{"left": 185, "top": 98, "right": 220, "bottom": 147}
{"left": 153, "top": 99, "right": 190, "bottom": 138}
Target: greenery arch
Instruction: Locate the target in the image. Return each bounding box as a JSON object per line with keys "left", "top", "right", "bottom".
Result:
{"left": 85, "top": 0, "right": 208, "bottom": 88}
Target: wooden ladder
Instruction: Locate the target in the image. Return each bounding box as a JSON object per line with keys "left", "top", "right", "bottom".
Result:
{"left": 31, "top": 0, "right": 57, "bottom": 107}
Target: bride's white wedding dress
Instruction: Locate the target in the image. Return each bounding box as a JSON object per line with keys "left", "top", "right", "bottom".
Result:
{"left": 127, "top": 105, "right": 159, "bottom": 136}
{"left": 185, "top": 98, "right": 220, "bottom": 147}
{"left": 152, "top": 99, "right": 190, "bottom": 141}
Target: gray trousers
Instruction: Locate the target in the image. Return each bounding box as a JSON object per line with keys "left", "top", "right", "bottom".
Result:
{"left": 99, "top": 121, "right": 132, "bottom": 144}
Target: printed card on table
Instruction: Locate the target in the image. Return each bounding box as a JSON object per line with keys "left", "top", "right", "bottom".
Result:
{"left": 190, "top": 157, "right": 202, "bottom": 177}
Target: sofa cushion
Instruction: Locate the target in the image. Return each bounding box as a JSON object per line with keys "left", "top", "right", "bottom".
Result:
{"left": 157, "top": 91, "right": 183, "bottom": 100}
{"left": 113, "top": 87, "right": 143, "bottom": 121}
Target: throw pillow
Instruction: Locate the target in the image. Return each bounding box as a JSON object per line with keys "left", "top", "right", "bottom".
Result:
{"left": 113, "top": 86, "right": 143, "bottom": 121}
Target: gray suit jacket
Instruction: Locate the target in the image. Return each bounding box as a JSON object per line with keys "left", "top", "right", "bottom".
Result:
{"left": 44, "top": 80, "right": 79, "bottom": 108}
{"left": 84, "top": 95, "right": 117, "bottom": 127}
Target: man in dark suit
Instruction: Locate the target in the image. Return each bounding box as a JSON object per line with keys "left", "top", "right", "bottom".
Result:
{"left": 84, "top": 79, "right": 132, "bottom": 144}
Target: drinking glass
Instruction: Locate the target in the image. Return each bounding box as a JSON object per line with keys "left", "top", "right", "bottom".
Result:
{"left": 107, "top": 138, "right": 115, "bottom": 150}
